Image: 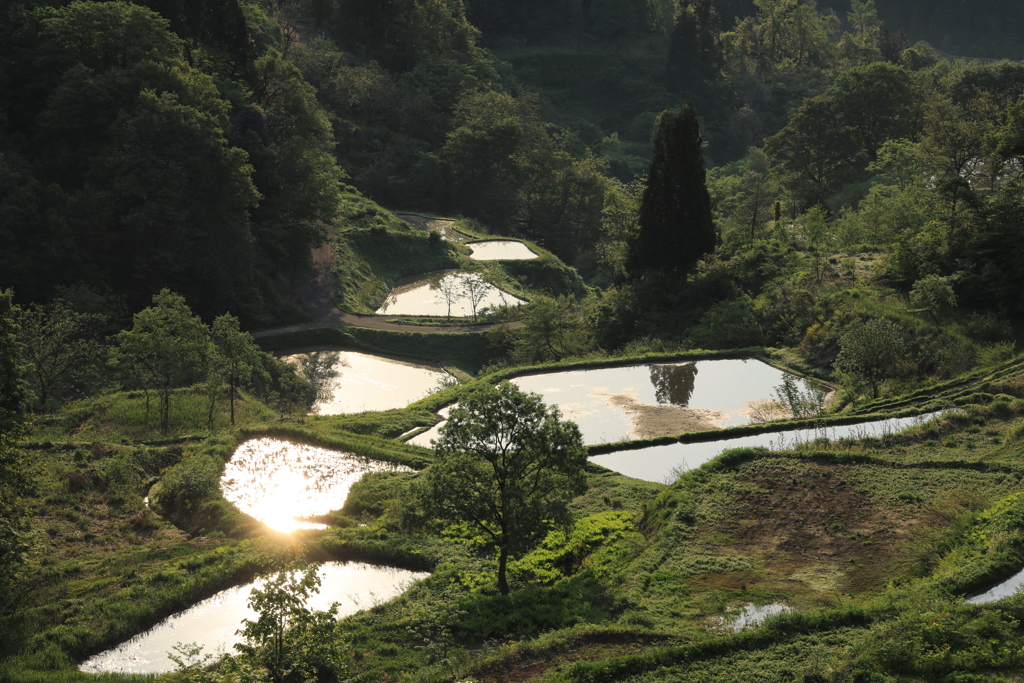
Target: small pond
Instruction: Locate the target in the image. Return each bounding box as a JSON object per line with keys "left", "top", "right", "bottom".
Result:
{"left": 281, "top": 350, "right": 450, "bottom": 414}
{"left": 715, "top": 603, "right": 791, "bottom": 632}
{"left": 467, "top": 240, "right": 538, "bottom": 261}
{"left": 376, "top": 271, "right": 526, "bottom": 317}
{"left": 590, "top": 412, "right": 943, "bottom": 483}
{"left": 222, "top": 438, "right": 412, "bottom": 532}
{"left": 407, "top": 405, "right": 455, "bottom": 448}
{"left": 78, "top": 562, "right": 429, "bottom": 675}
{"left": 511, "top": 359, "right": 801, "bottom": 445}
{"left": 966, "top": 567, "right": 1024, "bottom": 604}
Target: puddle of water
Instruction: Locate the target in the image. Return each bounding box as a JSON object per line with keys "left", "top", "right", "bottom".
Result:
{"left": 281, "top": 350, "right": 449, "bottom": 414}
{"left": 714, "top": 603, "right": 790, "bottom": 632}
{"left": 510, "top": 359, "right": 799, "bottom": 445}
{"left": 590, "top": 412, "right": 943, "bottom": 482}
{"left": 406, "top": 405, "right": 455, "bottom": 448}
{"left": 222, "top": 438, "right": 412, "bottom": 532}
{"left": 78, "top": 562, "right": 429, "bottom": 674}
{"left": 376, "top": 271, "right": 526, "bottom": 317}
{"left": 966, "top": 567, "right": 1024, "bottom": 604}
{"left": 467, "top": 241, "right": 538, "bottom": 260}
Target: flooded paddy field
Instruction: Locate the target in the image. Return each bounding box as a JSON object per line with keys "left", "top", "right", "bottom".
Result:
{"left": 221, "top": 437, "right": 412, "bottom": 532}
{"left": 376, "top": 271, "right": 525, "bottom": 317}
{"left": 466, "top": 240, "right": 537, "bottom": 260}
{"left": 79, "top": 562, "right": 429, "bottom": 674}
{"left": 280, "top": 350, "right": 450, "bottom": 414}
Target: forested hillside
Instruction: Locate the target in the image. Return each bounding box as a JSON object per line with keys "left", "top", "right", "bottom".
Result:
{"left": 6, "top": 0, "right": 1024, "bottom": 682}
{"left": 7, "top": 0, "right": 1024, "bottom": 320}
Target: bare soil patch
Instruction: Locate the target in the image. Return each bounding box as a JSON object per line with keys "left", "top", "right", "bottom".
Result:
{"left": 604, "top": 392, "right": 724, "bottom": 438}
{"left": 707, "top": 464, "right": 917, "bottom": 595}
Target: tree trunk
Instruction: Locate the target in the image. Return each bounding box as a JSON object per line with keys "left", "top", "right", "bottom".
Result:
{"left": 750, "top": 177, "right": 763, "bottom": 243}
{"left": 208, "top": 387, "right": 216, "bottom": 430}
{"left": 497, "top": 544, "right": 510, "bottom": 595}
{"left": 160, "top": 385, "right": 170, "bottom": 435}
{"left": 36, "top": 377, "right": 49, "bottom": 412}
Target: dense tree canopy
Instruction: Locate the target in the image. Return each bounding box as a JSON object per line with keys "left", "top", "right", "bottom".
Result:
{"left": 0, "top": 0, "right": 345, "bottom": 321}
{"left": 765, "top": 94, "right": 863, "bottom": 208}
{"left": 15, "top": 300, "right": 103, "bottom": 411}
{"left": 422, "top": 382, "right": 587, "bottom": 595}
{"left": 826, "top": 62, "right": 917, "bottom": 161}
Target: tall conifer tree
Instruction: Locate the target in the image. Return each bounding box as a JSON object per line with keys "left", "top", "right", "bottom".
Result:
{"left": 629, "top": 102, "right": 716, "bottom": 276}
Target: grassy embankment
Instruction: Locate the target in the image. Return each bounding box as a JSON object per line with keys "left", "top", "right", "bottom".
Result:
{"left": 332, "top": 216, "right": 588, "bottom": 318}
{"left": 0, "top": 377, "right": 662, "bottom": 682}
{"left": 297, "top": 360, "right": 1024, "bottom": 683}
{"left": 10, "top": 346, "right": 1024, "bottom": 682}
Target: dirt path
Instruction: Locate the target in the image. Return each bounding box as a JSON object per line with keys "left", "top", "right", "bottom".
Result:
{"left": 253, "top": 226, "right": 521, "bottom": 339}
{"left": 251, "top": 312, "right": 512, "bottom": 338}
{"left": 394, "top": 213, "right": 474, "bottom": 243}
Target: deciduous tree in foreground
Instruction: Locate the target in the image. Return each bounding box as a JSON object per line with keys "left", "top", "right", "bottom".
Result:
{"left": 111, "top": 289, "right": 211, "bottom": 435}
{"left": 422, "top": 382, "right": 587, "bottom": 595}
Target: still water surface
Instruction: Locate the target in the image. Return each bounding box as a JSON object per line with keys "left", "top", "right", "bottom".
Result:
{"left": 281, "top": 350, "right": 449, "bottom": 414}
{"left": 966, "top": 567, "right": 1024, "bottom": 604}
{"left": 716, "top": 603, "right": 791, "bottom": 631}
{"left": 79, "top": 562, "right": 429, "bottom": 674}
{"left": 467, "top": 240, "right": 537, "bottom": 260}
{"left": 511, "top": 359, "right": 797, "bottom": 444}
{"left": 407, "top": 405, "right": 454, "bottom": 448}
{"left": 407, "top": 359, "right": 801, "bottom": 448}
{"left": 222, "top": 438, "right": 411, "bottom": 532}
{"left": 590, "top": 413, "right": 942, "bottom": 482}
{"left": 376, "top": 271, "right": 526, "bottom": 317}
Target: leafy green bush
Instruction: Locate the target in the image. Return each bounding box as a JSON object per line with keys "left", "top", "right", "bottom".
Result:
{"left": 979, "top": 342, "right": 1017, "bottom": 367}
{"left": 685, "top": 298, "right": 765, "bottom": 349}
{"left": 149, "top": 436, "right": 248, "bottom": 534}
{"left": 849, "top": 607, "right": 1024, "bottom": 680}
{"left": 511, "top": 512, "right": 638, "bottom": 584}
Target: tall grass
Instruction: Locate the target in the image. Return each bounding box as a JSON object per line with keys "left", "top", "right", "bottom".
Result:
{"left": 335, "top": 228, "right": 461, "bottom": 313}
{"left": 237, "top": 425, "right": 433, "bottom": 469}
{"left": 30, "top": 388, "right": 277, "bottom": 443}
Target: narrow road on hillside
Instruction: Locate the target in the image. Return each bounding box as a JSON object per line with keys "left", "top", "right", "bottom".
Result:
{"left": 252, "top": 224, "right": 523, "bottom": 338}
{"left": 251, "top": 311, "right": 516, "bottom": 338}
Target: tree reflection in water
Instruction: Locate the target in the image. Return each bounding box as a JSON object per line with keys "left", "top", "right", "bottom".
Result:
{"left": 649, "top": 363, "right": 698, "bottom": 406}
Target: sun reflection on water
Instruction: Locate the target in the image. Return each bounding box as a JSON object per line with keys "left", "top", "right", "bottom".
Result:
{"left": 222, "top": 438, "right": 412, "bottom": 532}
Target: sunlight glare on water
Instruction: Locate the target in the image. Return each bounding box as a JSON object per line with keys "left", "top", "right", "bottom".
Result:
{"left": 221, "top": 438, "right": 412, "bottom": 532}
